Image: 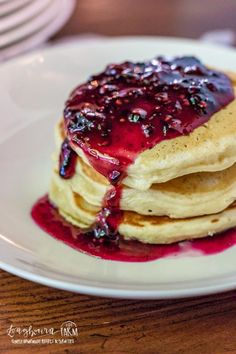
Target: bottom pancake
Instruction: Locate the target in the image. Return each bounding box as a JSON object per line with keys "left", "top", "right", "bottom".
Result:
{"left": 49, "top": 171, "right": 236, "bottom": 244}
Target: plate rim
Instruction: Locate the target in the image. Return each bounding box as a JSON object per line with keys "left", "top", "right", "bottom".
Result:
{"left": 1, "top": 257, "right": 236, "bottom": 299}
{"left": 2, "top": 34, "right": 236, "bottom": 67}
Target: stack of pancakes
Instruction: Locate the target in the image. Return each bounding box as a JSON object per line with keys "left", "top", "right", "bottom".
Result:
{"left": 49, "top": 72, "right": 236, "bottom": 244}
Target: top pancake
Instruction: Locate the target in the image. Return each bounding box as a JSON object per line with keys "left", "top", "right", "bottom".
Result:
{"left": 63, "top": 57, "right": 236, "bottom": 190}
{"left": 66, "top": 83, "right": 236, "bottom": 191}
{"left": 126, "top": 84, "right": 236, "bottom": 189}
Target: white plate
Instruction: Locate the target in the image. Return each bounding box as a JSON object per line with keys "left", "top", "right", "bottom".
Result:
{"left": 0, "top": 0, "right": 62, "bottom": 47}
{"left": 1, "top": 37, "right": 236, "bottom": 299}
{"left": 0, "top": 0, "right": 75, "bottom": 60}
{"left": 0, "top": 0, "right": 51, "bottom": 34}
{"left": 0, "top": 0, "right": 32, "bottom": 17}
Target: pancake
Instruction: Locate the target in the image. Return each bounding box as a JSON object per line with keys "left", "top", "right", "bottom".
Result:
{"left": 49, "top": 171, "right": 236, "bottom": 244}
{"left": 54, "top": 122, "right": 236, "bottom": 218}
{"left": 49, "top": 171, "right": 100, "bottom": 228}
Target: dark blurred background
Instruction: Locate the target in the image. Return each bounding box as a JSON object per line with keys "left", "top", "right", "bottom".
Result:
{"left": 1, "top": 0, "right": 235, "bottom": 61}
{"left": 55, "top": 0, "right": 236, "bottom": 40}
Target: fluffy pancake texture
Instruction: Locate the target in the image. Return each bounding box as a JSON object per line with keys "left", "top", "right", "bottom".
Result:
{"left": 54, "top": 122, "right": 236, "bottom": 218}
{"left": 49, "top": 171, "right": 236, "bottom": 244}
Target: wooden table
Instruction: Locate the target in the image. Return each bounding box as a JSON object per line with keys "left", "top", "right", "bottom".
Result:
{"left": 1, "top": 0, "right": 236, "bottom": 353}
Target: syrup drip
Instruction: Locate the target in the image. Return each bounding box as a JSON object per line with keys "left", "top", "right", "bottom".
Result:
{"left": 59, "top": 138, "right": 77, "bottom": 179}
{"left": 86, "top": 185, "right": 123, "bottom": 245}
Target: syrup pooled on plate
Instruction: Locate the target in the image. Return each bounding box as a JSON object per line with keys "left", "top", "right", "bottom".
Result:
{"left": 32, "top": 56, "right": 235, "bottom": 261}
{"left": 31, "top": 196, "right": 236, "bottom": 262}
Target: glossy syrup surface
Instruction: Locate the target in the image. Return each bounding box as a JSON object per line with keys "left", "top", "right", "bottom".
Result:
{"left": 63, "top": 56, "right": 234, "bottom": 179}
{"left": 31, "top": 196, "right": 236, "bottom": 262}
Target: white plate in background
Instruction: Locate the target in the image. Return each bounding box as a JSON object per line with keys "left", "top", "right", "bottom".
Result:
{"left": 0, "top": 0, "right": 63, "bottom": 47}
{"left": 0, "top": 0, "right": 32, "bottom": 17}
{"left": 0, "top": 0, "right": 75, "bottom": 60}
{"left": 0, "top": 37, "right": 236, "bottom": 299}
{"left": 0, "top": 0, "right": 51, "bottom": 34}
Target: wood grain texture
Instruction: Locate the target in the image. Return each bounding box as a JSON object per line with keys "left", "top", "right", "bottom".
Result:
{"left": 2, "top": 0, "right": 236, "bottom": 353}
{"left": 0, "top": 270, "right": 236, "bottom": 354}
